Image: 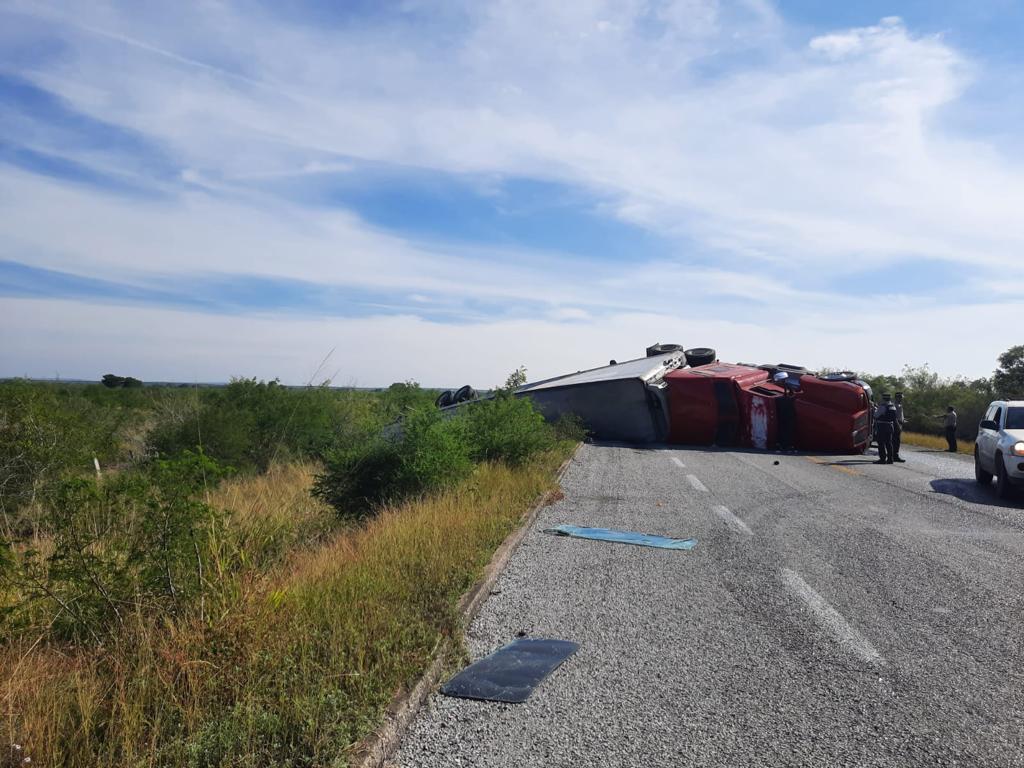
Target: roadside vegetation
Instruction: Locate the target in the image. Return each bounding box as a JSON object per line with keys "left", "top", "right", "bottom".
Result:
{"left": 859, "top": 345, "right": 1024, "bottom": 448}
{"left": 0, "top": 374, "right": 578, "bottom": 767}
{"left": 898, "top": 431, "right": 973, "bottom": 455}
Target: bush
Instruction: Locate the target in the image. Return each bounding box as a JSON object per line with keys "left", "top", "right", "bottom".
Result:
{"left": 314, "top": 407, "right": 473, "bottom": 518}
{"left": 149, "top": 379, "right": 378, "bottom": 471}
{"left": 462, "top": 393, "right": 553, "bottom": 465}
{"left": 2, "top": 450, "right": 227, "bottom": 643}
{"left": 0, "top": 381, "right": 124, "bottom": 522}
{"left": 313, "top": 395, "right": 562, "bottom": 519}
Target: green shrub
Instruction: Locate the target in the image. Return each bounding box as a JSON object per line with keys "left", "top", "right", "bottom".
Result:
{"left": 149, "top": 379, "right": 375, "bottom": 471}
{"left": 313, "top": 395, "right": 560, "bottom": 519}
{"left": 553, "top": 412, "right": 589, "bottom": 442}
{"left": 2, "top": 450, "right": 227, "bottom": 643}
{"left": 462, "top": 394, "right": 553, "bottom": 465}
{"left": 314, "top": 407, "right": 473, "bottom": 518}
{"left": 0, "top": 381, "right": 124, "bottom": 521}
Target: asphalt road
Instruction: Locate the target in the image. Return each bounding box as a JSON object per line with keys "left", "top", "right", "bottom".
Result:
{"left": 392, "top": 443, "right": 1024, "bottom": 768}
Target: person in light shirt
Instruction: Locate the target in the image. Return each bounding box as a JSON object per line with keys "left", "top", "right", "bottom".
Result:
{"left": 873, "top": 393, "right": 898, "bottom": 464}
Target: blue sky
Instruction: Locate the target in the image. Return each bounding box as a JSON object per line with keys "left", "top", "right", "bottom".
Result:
{"left": 1, "top": 0, "right": 1022, "bottom": 386}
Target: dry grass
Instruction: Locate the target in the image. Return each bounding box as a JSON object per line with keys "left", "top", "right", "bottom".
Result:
{"left": 900, "top": 430, "right": 974, "bottom": 456}
{"left": 1, "top": 447, "right": 572, "bottom": 767}
{"left": 207, "top": 461, "right": 336, "bottom": 570}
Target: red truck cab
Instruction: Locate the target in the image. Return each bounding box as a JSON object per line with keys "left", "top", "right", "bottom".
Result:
{"left": 665, "top": 364, "right": 871, "bottom": 453}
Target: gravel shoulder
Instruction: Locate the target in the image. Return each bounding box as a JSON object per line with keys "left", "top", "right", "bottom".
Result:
{"left": 392, "top": 442, "right": 1024, "bottom": 768}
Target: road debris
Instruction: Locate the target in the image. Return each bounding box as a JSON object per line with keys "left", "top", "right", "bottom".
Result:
{"left": 543, "top": 524, "right": 697, "bottom": 550}
{"left": 440, "top": 638, "right": 578, "bottom": 703}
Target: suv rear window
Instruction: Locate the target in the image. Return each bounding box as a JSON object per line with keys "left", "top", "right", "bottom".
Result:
{"left": 1006, "top": 407, "right": 1024, "bottom": 430}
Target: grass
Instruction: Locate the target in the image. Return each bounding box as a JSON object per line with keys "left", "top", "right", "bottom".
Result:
{"left": 900, "top": 430, "right": 974, "bottom": 456}
{"left": 2, "top": 445, "right": 573, "bottom": 767}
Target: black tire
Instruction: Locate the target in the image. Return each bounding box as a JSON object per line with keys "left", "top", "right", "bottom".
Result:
{"left": 975, "top": 447, "right": 993, "bottom": 485}
{"left": 435, "top": 390, "right": 454, "bottom": 408}
{"left": 777, "top": 363, "right": 810, "bottom": 374}
{"left": 684, "top": 347, "right": 717, "bottom": 367}
{"left": 453, "top": 385, "right": 477, "bottom": 403}
{"left": 995, "top": 455, "right": 1012, "bottom": 499}
{"left": 819, "top": 371, "right": 857, "bottom": 382}
{"left": 646, "top": 342, "right": 684, "bottom": 357}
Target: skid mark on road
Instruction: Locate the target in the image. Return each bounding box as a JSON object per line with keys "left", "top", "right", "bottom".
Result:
{"left": 782, "top": 568, "right": 885, "bottom": 666}
{"left": 687, "top": 474, "right": 708, "bottom": 492}
{"left": 670, "top": 457, "right": 686, "bottom": 469}
{"left": 713, "top": 505, "right": 752, "bottom": 536}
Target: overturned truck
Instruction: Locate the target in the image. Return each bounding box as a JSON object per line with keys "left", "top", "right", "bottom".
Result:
{"left": 512, "top": 344, "right": 873, "bottom": 453}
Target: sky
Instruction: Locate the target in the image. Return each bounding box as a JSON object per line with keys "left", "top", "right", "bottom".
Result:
{"left": 1, "top": 0, "right": 1022, "bottom": 387}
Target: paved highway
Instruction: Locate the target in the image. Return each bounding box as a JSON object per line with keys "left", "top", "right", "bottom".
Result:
{"left": 393, "top": 443, "right": 1024, "bottom": 767}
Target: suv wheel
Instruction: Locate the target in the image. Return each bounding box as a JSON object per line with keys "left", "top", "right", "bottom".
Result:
{"left": 995, "top": 454, "right": 1012, "bottom": 499}
{"left": 975, "top": 447, "right": 993, "bottom": 485}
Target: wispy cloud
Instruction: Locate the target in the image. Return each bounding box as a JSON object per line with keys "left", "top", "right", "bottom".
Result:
{"left": 1, "top": 0, "right": 1022, "bottom": 382}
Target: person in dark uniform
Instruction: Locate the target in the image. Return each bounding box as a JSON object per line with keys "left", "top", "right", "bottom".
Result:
{"left": 892, "top": 391, "right": 906, "bottom": 462}
{"left": 873, "top": 393, "right": 898, "bottom": 464}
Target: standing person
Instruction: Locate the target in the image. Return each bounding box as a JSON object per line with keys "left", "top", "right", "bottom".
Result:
{"left": 942, "top": 406, "right": 958, "bottom": 452}
{"left": 892, "top": 391, "right": 907, "bottom": 462}
{"left": 874, "top": 393, "right": 897, "bottom": 464}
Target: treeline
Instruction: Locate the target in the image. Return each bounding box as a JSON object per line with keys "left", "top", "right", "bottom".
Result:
{"left": 859, "top": 345, "right": 1024, "bottom": 440}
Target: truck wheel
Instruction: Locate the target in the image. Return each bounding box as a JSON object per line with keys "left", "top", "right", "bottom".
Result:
{"left": 975, "top": 447, "right": 993, "bottom": 485}
{"left": 777, "top": 363, "right": 809, "bottom": 374}
{"left": 995, "top": 455, "right": 1011, "bottom": 499}
{"left": 646, "top": 343, "right": 684, "bottom": 357}
{"left": 819, "top": 371, "right": 857, "bottom": 382}
{"left": 684, "top": 347, "right": 717, "bottom": 367}
{"left": 454, "top": 385, "right": 477, "bottom": 403}
{"left": 435, "top": 390, "right": 454, "bottom": 408}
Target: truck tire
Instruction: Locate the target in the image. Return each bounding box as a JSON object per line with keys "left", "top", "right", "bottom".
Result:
{"left": 819, "top": 371, "right": 857, "bottom": 382}
{"left": 975, "top": 447, "right": 993, "bottom": 485}
{"left": 777, "top": 363, "right": 809, "bottom": 374}
{"left": 454, "top": 385, "right": 477, "bottom": 403}
{"left": 435, "top": 390, "right": 454, "bottom": 408}
{"left": 684, "top": 347, "right": 717, "bottom": 367}
{"left": 646, "top": 343, "right": 684, "bottom": 357}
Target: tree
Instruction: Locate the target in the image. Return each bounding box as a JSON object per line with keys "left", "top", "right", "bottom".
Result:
{"left": 101, "top": 374, "right": 126, "bottom": 388}
{"left": 993, "top": 345, "right": 1024, "bottom": 399}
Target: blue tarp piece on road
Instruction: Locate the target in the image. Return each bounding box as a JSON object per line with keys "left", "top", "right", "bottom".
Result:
{"left": 441, "top": 638, "right": 579, "bottom": 703}
{"left": 543, "top": 524, "right": 697, "bottom": 550}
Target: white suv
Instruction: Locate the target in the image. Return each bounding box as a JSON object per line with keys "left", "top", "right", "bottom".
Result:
{"left": 974, "top": 400, "right": 1024, "bottom": 499}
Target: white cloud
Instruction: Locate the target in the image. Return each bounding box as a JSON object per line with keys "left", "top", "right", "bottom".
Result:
{"left": 1, "top": 1, "right": 1022, "bottom": 381}
{"left": 2, "top": 296, "right": 1016, "bottom": 385}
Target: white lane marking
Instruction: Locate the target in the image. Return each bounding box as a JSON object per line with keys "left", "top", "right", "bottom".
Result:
{"left": 670, "top": 457, "right": 686, "bottom": 468}
{"left": 782, "top": 569, "right": 885, "bottom": 666}
{"left": 713, "top": 505, "right": 752, "bottom": 536}
{"left": 686, "top": 474, "right": 708, "bottom": 492}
